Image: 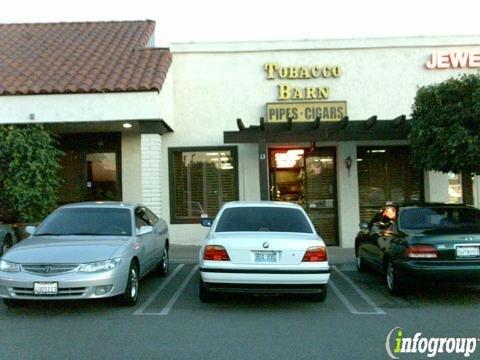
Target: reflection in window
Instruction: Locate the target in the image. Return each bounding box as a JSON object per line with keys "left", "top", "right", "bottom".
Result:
{"left": 447, "top": 173, "right": 462, "bottom": 204}
{"left": 170, "top": 148, "right": 238, "bottom": 223}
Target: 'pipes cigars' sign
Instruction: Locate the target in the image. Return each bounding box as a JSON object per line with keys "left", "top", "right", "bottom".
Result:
{"left": 425, "top": 49, "right": 480, "bottom": 69}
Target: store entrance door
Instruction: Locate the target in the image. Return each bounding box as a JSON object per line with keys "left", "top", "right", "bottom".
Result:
{"left": 58, "top": 133, "right": 122, "bottom": 204}
{"left": 269, "top": 147, "right": 338, "bottom": 245}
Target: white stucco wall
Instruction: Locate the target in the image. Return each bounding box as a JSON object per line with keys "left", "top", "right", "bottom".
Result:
{"left": 0, "top": 91, "right": 166, "bottom": 125}
{"left": 121, "top": 132, "right": 142, "bottom": 203}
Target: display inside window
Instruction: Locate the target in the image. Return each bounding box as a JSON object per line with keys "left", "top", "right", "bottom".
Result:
{"left": 170, "top": 148, "right": 238, "bottom": 223}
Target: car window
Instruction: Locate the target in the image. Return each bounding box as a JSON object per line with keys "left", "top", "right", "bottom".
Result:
{"left": 135, "top": 208, "right": 149, "bottom": 229}
{"left": 215, "top": 207, "right": 313, "bottom": 233}
{"left": 35, "top": 207, "right": 132, "bottom": 236}
{"left": 143, "top": 207, "right": 159, "bottom": 225}
{"left": 400, "top": 207, "right": 480, "bottom": 233}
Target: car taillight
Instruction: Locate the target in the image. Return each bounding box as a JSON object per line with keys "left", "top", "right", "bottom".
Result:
{"left": 405, "top": 245, "right": 438, "bottom": 259}
{"left": 203, "top": 245, "right": 230, "bottom": 261}
{"left": 302, "top": 246, "right": 328, "bottom": 262}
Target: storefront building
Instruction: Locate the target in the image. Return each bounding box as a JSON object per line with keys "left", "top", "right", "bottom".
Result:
{"left": 164, "top": 36, "right": 480, "bottom": 247}
{"left": 1, "top": 21, "right": 480, "bottom": 247}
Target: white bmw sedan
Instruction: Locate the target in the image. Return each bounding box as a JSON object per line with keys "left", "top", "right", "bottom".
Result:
{"left": 198, "top": 201, "right": 330, "bottom": 302}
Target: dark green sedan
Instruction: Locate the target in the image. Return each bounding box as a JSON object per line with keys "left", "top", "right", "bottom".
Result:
{"left": 355, "top": 203, "right": 480, "bottom": 295}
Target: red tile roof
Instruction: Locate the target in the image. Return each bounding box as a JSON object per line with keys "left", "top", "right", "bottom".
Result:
{"left": 0, "top": 20, "right": 171, "bottom": 95}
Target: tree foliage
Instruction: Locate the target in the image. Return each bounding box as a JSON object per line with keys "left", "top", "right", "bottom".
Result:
{"left": 409, "top": 73, "right": 480, "bottom": 175}
{"left": 0, "top": 124, "right": 62, "bottom": 223}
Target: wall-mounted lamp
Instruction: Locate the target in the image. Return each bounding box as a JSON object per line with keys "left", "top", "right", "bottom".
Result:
{"left": 345, "top": 156, "right": 353, "bottom": 176}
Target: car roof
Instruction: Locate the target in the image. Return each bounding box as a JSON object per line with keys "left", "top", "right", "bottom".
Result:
{"left": 60, "top": 201, "right": 140, "bottom": 210}
{"left": 393, "top": 202, "right": 475, "bottom": 209}
{"left": 221, "top": 201, "right": 304, "bottom": 209}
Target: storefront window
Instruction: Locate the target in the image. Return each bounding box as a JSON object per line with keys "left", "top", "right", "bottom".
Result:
{"left": 169, "top": 147, "right": 238, "bottom": 223}
{"left": 357, "top": 146, "right": 423, "bottom": 222}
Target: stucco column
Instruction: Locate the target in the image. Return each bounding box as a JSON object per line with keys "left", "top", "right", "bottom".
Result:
{"left": 121, "top": 132, "right": 142, "bottom": 203}
{"left": 141, "top": 134, "right": 162, "bottom": 216}
{"left": 424, "top": 171, "right": 449, "bottom": 203}
{"left": 336, "top": 142, "right": 360, "bottom": 248}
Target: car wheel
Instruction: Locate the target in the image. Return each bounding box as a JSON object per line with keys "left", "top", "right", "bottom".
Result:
{"left": 356, "top": 253, "right": 367, "bottom": 273}
{"left": 307, "top": 285, "right": 328, "bottom": 302}
{"left": 118, "top": 262, "right": 140, "bottom": 306}
{"left": 0, "top": 235, "right": 12, "bottom": 257}
{"left": 199, "top": 277, "right": 216, "bottom": 303}
{"left": 3, "top": 298, "right": 22, "bottom": 308}
{"left": 157, "top": 247, "right": 169, "bottom": 276}
{"left": 385, "top": 259, "right": 405, "bottom": 296}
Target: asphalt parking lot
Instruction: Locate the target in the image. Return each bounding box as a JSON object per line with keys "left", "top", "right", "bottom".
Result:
{"left": 1, "top": 246, "right": 480, "bottom": 360}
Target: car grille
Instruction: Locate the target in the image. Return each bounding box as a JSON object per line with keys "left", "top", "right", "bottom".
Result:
{"left": 21, "top": 264, "right": 79, "bottom": 276}
{"left": 11, "top": 287, "right": 88, "bottom": 297}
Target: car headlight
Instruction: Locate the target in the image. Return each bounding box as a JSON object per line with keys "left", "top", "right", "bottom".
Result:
{"left": 0, "top": 260, "right": 21, "bottom": 272}
{"left": 78, "top": 258, "right": 122, "bottom": 273}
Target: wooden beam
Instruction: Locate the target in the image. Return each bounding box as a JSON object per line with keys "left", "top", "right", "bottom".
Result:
{"left": 236, "top": 118, "right": 246, "bottom": 131}
{"left": 393, "top": 115, "right": 406, "bottom": 127}
{"left": 339, "top": 116, "right": 349, "bottom": 129}
{"left": 259, "top": 117, "right": 265, "bottom": 131}
{"left": 286, "top": 117, "right": 293, "bottom": 130}
{"left": 365, "top": 115, "right": 377, "bottom": 129}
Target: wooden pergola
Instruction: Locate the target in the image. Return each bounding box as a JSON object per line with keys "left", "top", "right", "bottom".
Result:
{"left": 223, "top": 115, "right": 410, "bottom": 200}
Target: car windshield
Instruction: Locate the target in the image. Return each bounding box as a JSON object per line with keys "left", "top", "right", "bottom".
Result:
{"left": 215, "top": 206, "right": 313, "bottom": 233}
{"left": 400, "top": 207, "right": 480, "bottom": 233}
{"left": 35, "top": 207, "right": 132, "bottom": 236}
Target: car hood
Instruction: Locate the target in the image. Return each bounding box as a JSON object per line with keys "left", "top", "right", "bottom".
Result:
{"left": 2, "top": 236, "right": 130, "bottom": 264}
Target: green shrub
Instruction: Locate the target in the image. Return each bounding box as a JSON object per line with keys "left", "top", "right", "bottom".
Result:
{"left": 410, "top": 73, "right": 480, "bottom": 175}
{"left": 0, "top": 124, "right": 62, "bottom": 223}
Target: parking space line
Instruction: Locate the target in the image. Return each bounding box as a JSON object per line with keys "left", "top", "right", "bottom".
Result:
{"left": 133, "top": 264, "right": 184, "bottom": 315}
{"left": 331, "top": 265, "right": 386, "bottom": 315}
{"left": 158, "top": 265, "right": 199, "bottom": 316}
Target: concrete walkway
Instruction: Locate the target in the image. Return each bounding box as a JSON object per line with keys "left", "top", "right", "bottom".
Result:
{"left": 170, "top": 244, "right": 355, "bottom": 265}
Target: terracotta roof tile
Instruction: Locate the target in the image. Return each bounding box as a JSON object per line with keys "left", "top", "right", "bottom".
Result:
{"left": 0, "top": 20, "right": 171, "bottom": 95}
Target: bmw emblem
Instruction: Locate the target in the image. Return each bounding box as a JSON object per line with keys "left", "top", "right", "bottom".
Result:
{"left": 262, "top": 242, "right": 269, "bottom": 249}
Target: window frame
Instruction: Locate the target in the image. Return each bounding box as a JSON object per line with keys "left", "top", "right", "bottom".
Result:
{"left": 168, "top": 146, "right": 239, "bottom": 224}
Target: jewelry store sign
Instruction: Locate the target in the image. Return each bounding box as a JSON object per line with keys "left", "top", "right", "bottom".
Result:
{"left": 264, "top": 63, "right": 347, "bottom": 122}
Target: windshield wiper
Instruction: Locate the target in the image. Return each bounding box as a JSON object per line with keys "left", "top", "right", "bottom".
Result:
{"left": 65, "top": 233, "right": 106, "bottom": 236}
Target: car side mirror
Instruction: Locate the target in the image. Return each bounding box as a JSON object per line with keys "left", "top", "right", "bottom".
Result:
{"left": 25, "top": 226, "right": 37, "bottom": 235}
{"left": 359, "top": 223, "right": 369, "bottom": 230}
{"left": 137, "top": 225, "right": 153, "bottom": 236}
{"left": 201, "top": 218, "right": 213, "bottom": 227}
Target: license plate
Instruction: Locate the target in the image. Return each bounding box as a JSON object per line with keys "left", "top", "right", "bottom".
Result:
{"left": 254, "top": 251, "right": 278, "bottom": 263}
{"left": 34, "top": 282, "right": 58, "bottom": 295}
{"left": 456, "top": 246, "right": 480, "bottom": 258}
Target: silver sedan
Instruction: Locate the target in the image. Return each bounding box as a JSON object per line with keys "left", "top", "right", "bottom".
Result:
{"left": 0, "top": 202, "right": 169, "bottom": 307}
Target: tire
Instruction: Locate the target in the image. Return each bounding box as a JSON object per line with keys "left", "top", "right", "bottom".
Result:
{"left": 307, "top": 285, "right": 328, "bottom": 302}
{"left": 156, "top": 247, "right": 169, "bottom": 276}
{"left": 385, "top": 259, "right": 405, "bottom": 296}
{"left": 3, "top": 298, "right": 22, "bottom": 308}
{"left": 0, "top": 235, "right": 12, "bottom": 257}
{"left": 199, "top": 277, "right": 216, "bottom": 303}
{"left": 118, "top": 262, "right": 140, "bottom": 306}
{"left": 356, "top": 253, "right": 367, "bottom": 273}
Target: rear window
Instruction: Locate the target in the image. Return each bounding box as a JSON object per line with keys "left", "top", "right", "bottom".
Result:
{"left": 215, "top": 207, "right": 313, "bottom": 233}
{"left": 400, "top": 207, "right": 480, "bottom": 233}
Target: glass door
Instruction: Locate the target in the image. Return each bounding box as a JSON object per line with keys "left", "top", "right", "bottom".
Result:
{"left": 304, "top": 148, "right": 338, "bottom": 246}
{"left": 86, "top": 152, "right": 120, "bottom": 201}
{"left": 269, "top": 147, "right": 338, "bottom": 245}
